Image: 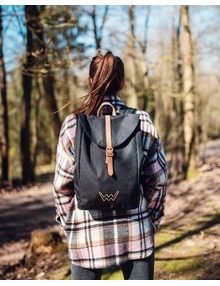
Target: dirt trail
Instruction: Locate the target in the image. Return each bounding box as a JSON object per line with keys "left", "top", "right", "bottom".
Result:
{"left": 0, "top": 183, "right": 60, "bottom": 268}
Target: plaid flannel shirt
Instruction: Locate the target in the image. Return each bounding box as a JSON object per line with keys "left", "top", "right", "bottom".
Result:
{"left": 52, "top": 94, "right": 168, "bottom": 269}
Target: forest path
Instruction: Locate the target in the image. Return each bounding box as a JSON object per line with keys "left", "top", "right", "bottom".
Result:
{"left": 154, "top": 139, "right": 220, "bottom": 279}
{"left": 0, "top": 182, "right": 58, "bottom": 269}
{"left": 0, "top": 139, "right": 220, "bottom": 279}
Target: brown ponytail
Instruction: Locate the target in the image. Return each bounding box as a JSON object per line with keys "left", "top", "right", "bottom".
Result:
{"left": 73, "top": 50, "right": 125, "bottom": 115}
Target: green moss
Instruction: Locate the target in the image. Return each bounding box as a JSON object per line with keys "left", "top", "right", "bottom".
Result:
{"left": 101, "top": 269, "right": 123, "bottom": 280}
{"left": 155, "top": 230, "right": 180, "bottom": 247}
{"left": 162, "top": 257, "right": 200, "bottom": 273}
{"left": 186, "top": 167, "right": 199, "bottom": 180}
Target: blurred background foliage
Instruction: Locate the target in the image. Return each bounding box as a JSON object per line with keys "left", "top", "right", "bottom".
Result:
{"left": 0, "top": 5, "right": 220, "bottom": 186}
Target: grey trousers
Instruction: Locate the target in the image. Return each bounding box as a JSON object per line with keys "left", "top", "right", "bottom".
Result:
{"left": 70, "top": 251, "right": 154, "bottom": 280}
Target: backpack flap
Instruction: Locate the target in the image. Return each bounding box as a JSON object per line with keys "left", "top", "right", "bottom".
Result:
{"left": 77, "top": 113, "right": 140, "bottom": 148}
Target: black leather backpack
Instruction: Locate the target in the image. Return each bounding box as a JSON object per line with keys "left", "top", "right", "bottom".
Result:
{"left": 73, "top": 101, "right": 144, "bottom": 210}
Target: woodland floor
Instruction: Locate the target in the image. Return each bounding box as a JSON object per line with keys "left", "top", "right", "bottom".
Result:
{"left": 0, "top": 139, "right": 220, "bottom": 280}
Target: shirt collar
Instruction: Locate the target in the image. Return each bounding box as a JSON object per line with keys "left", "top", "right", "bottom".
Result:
{"left": 102, "top": 94, "right": 127, "bottom": 112}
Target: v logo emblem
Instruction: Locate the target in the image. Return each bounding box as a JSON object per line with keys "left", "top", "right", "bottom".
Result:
{"left": 98, "top": 191, "right": 119, "bottom": 202}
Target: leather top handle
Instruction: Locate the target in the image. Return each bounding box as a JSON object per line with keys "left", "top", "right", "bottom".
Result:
{"left": 97, "top": 102, "right": 117, "bottom": 117}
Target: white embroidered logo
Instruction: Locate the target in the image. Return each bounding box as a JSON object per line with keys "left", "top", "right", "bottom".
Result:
{"left": 98, "top": 191, "right": 119, "bottom": 202}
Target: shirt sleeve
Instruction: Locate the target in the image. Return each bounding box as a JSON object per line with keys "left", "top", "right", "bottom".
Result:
{"left": 139, "top": 111, "right": 168, "bottom": 230}
{"left": 52, "top": 114, "right": 76, "bottom": 233}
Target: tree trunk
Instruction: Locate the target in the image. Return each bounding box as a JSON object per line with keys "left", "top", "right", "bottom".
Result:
{"left": 42, "top": 71, "right": 61, "bottom": 141}
{"left": 126, "top": 5, "right": 138, "bottom": 108}
{"left": 21, "top": 5, "right": 36, "bottom": 183}
{"left": 26, "top": 6, "right": 61, "bottom": 143}
{"left": 0, "top": 6, "right": 9, "bottom": 182}
{"left": 37, "top": 6, "right": 62, "bottom": 141}
{"left": 180, "top": 5, "right": 197, "bottom": 178}
{"left": 91, "top": 5, "right": 109, "bottom": 50}
{"left": 139, "top": 7, "right": 151, "bottom": 111}
{"left": 32, "top": 77, "right": 42, "bottom": 173}
{"left": 169, "top": 6, "right": 185, "bottom": 181}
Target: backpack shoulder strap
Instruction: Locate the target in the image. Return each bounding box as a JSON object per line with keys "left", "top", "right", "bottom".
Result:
{"left": 119, "top": 106, "right": 137, "bottom": 114}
